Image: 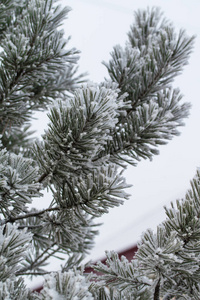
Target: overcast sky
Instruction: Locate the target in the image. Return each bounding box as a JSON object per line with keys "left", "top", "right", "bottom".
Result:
{"left": 31, "top": 0, "right": 200, "bottom": 288}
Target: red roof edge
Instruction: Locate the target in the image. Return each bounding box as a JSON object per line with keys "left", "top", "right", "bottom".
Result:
{"left": 84, "top": 244, "right": 138, "bottom": 274}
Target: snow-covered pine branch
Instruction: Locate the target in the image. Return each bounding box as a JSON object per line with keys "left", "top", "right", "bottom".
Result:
{"left": 0, "top": 0, "right": 82, "bottom": 153}
{"left": 92, "top": 170, "right": 200, "bottom": 299}
{"left": 0, "top": 1, "right": 197, "bottom": 299}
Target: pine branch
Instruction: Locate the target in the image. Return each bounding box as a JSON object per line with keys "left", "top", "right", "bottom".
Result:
{"left": 38, "top": 172, "right": 50, "bottom": 184}
{"left": 17, "top": 225, "right": 42, "bottom": 230}
{"left": 16, "top": 242, "right": 57, "bottom": 275}
{"left": 16, "top": 271, "right": 51, "bottom": 276}
{"left": 93, "top": 251, "right": 151, "bottom": 294}
{"left": 0, "top": 2, "right": 196, "bottom": 298}
{"left": 154, "top": 278, "right": 161, "bottom": 300}
{"left": 3, "top": 207, "right": 60, "bottom": 225}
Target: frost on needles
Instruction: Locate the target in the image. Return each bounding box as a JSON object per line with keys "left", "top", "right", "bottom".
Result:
{"left": 0, "top": 1, "right": 197, "bottom": 299}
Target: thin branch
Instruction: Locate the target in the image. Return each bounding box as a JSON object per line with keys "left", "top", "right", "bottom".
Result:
{"left": 154, "top": 278, "right": 161, "bottom": 300}
{"left": 17, "top": 225, "right": 43, "bottom": 230}
{"left": 17, "top": 271, "right": 51, "bottom": 276}
{"left": 36, "top": 246, "right": 61, "bottom": 268}
{"left": 2, "top": 207, "right": 60, "bottom": 225}
{"left": 16, "top": 242, "right": 57, "bottom": 275}
{"left": 38, "top": 172, "right": 50, "bottom": 183}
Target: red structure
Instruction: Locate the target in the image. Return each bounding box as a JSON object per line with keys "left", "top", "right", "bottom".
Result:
{"left": 33, "top": 245, "right": 138, "bottom": 293}
{"left": 84, "top": 245, "right": 138, "bottom": 274}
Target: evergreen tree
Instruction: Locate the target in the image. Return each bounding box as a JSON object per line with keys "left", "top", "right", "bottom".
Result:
{"left": 0, "top": 1, "right": 196, "bottom": 299}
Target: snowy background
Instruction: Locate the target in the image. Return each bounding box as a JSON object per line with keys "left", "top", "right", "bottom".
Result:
{"left": 31, "top": 0, "right": 200, "bottom": 288}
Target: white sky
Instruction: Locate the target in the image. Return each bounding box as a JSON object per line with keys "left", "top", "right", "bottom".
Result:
{"left": 31, "top": 0, "right": 200, "bottom": 288}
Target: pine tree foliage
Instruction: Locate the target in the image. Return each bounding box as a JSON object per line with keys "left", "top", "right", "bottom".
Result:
{"left": 0, "top": 0, "right": 83, "bottom": 153}
{"left": 0, "top": 277, "right": 34, "bottom": 300}
{"left": 0, "top": 223, "right": 32, "bottom": 281}
{"left": 0, "top": 149, "right": 41, "bottom": 217}
{"left": 93, "top": 171, "right": 200, "bottom": 299}
{"left": 37, "top": 270, "right": 94, "bottom": 300}
{"left": 0, "top": 0, "right": 197, "bottom": 299}
{"left": 101, "top": 7, "right": 193, "bottom": 165}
